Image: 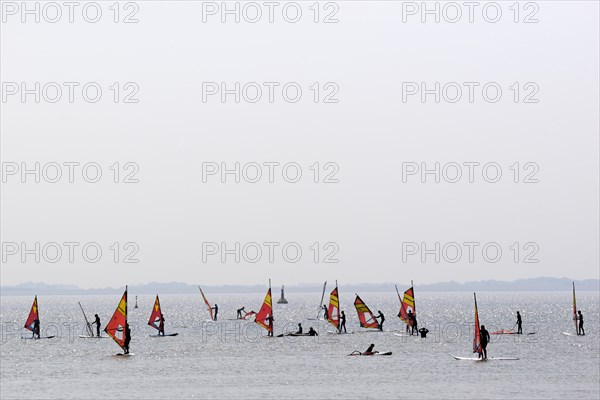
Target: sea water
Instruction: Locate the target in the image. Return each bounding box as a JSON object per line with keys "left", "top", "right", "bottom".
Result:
{"left": 1, "top": 292, "right": 598, "bottom": 399}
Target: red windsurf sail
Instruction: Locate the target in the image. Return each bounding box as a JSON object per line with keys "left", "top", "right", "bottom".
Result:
{"left": 572, "top": 282, "right": 578, "bottom": 334}
{"left": 255, "top": 286, "right": 273, "bottom": 333}
{"left": 473, "top": 293, "right": 482, "bottom": 356}
{"left": 327, "top": 284, "right": 340, "bottom": 329}
{"left": 148, "top": 295, "right": 162, "bottom": 331}
{"left": 354, "top": 294, "right": 379, "bottom": 329}
{"left": 397, "top": 284, "right": 416, "bottom": 326}
{"left": 198, "top": 287, "right": 214, "bottom": 320}
{"left": 24, "top": 296, "right": 39, "bottom": 331}
{"left": 105, "top": 288, "right": 127, "bottom": 350}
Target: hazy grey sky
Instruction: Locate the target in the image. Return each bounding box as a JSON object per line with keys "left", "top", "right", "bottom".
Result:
{"left": 1, "top": 1, "right": 598, "bottom": 288}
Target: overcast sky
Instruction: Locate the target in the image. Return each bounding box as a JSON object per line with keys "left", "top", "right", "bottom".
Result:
{"left": 1, "top": 1, "right": 598, "bottom": 288}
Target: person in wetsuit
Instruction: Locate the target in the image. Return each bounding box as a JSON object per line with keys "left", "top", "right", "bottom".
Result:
{"left": 411, "top": 313, "right": 418, "bottom": 335}
{"left": 376, "top": 311, "right": 385, "bottom": 331}
{"left": 418, "top": 327, "right": 429, "bottom": 338}
{"left": 406, "top": 310, "right": 414, "bottom": 333}
{"left": 123, "top": 323, "right": 131, "bottom": 354}
{"left": 364, "top": 343, "right": 376, "bottom": 355}
{"left": 308, "top": 327, "right": 318, "bottom": 336}
{"left": 296, "top": 323, "right": 303, "bottom": 334}
{"left": 237, "top": 307, "right": 245, "bottom": 319}
{"left": 266, "top": 315, "right": 274, "bottom": 337}
{"left": 91, "top": 314, "right": 101, "bottom": 337}
{"left": 158, "top": 313, "right": 165, "bottom": 336}
{"left": 212, "top": 304, "right": 219, "bottom": 321}
{"left": 516, "top": 311, "right": 522, "bottom": 334}
{"left": 339, "top": 310, "right": 347, "bottom": 333}
{"left": 578, "top": 311, "right": 585, "bottom": 335}
{"left": 322, "top": 305, "right": 328, "bottom": 320}
{"left": 32, "top": 319, "right": 40, "bottom": 339}
{"left": 480, "top": 325, "right": 490, "bottom": 360}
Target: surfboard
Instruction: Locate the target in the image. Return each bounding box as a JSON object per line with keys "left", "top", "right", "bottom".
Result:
{"left": 21, "top": 335, "right": 55, "bottom": 339}
{"left": 453, "top": 356, "right": 519, "bottom": 361}
{"left": 115, "top": 353, "right": 134, "bottom": 357}
{"left": 79, "top": 335, "right": 108, "bottom": 339}
{"left": 149, "top": 333, "right": 179, "bottom": 337}
{"left": 348, "top": 351, "right": 392, "bottom": 356}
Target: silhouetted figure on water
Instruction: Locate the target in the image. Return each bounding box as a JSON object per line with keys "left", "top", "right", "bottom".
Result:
{"left": 419, "top": 327, "right": 429, "bottom": 338}
{"left": 124, "top": 323, "right": 131, "bottom": 354}
{"left": 364, "top": 343, "right": 376, "bottom": 355}
{"left": 212, "top": 304, "right": 219, "bottom": 321}
{"left": 480, "top": 325, "right": 490, "bottom": 360}
{"left": 322, "top": 305, "right": 328, "bottom": 320}
{"left": 266, "top": 316, "right": 274, "bottom": 337}
{"left": 159, "top": 314, "right": 165, "bottom": 336}
{"left": 308, "top": 327, "right": 318, "bottom": 336}
{"left": 339, "top": 311, "right": 347, "bottom": 333}
{"left": 296, "top": 323, "right": 303, "bottom": 334}
{"left": 91, "top": 314, "right": 101, "bottom": 337}
{"left": 577, "top": 311, "right": 585, "bottom": 335}
{"left": 32, "top": 319, "right": 40, "bottom": 339}
{"left": 376, "top": 311, "right": 385, "bottom": 331}
{"left": 237, "top": 307, "right": 245, "bottom": 319}
{"left": 516, "top": 311, "right": 522, "bottom": 334}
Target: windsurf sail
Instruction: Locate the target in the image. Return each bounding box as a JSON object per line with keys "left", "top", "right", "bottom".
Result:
{"left": 572, "top": 282, "right": 578, "bottom": 334}
{"left": 327, "top": 281, "right": 340, "bottom": 329}
{"left": 198, "top": 286, "right": 214, "bottom": 320}
{"left": 354, "top": 294, "right": 380, "bottom": 329}
{"left": 316, "top": 281, "right": 327, "bottom": 318}
{"left": 24, "top": 296, "right": 39, "bottom": 332}
{"left": 105, "top": 287, "right": 128, "bottom": 351}
{"left": 243, "top": 311, "right": 256, "bottom": 319}
{"left": 78, "top": 301, "right": 94, "bottom": 337}
{"left": 396, "top": 282, "right": 416, "bottom": 327}
{"left": 473, "top": 293, "right": 482, "bottom": 356}
{"left": 255, "top": 282, "right": 273, "bottom": 333}
{"left": 148, "top": 295, "right": 163, "bottom": 331}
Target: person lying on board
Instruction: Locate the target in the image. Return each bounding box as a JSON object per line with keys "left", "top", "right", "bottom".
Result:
{"left": 364, "top": 343, "right": 376, "bottom": 355}
{"left": 516, "top": 311, "right": 523, "bottom": 334}
{"left": 418, "top": 327, "right": 429, "bottom": 338}
{"left": 212, "top": 304, "right": 219, "bottom": 321}
{"left": 577, "top": 311, "right": 585, "bottom": 335}
{"left": 237, "top": 307, "right": 245, "bottom": 319}
{"left": 33, "top": 319, "right": 41, "bottom": 339}
{"left": 296, "top": 323, "right": 303, "bottom": 334}
{"left": 480, "top": 325, "right": 490, "bottom": 360}
{"left": 92, "top": 314, "right": 101, "bottom": 337}
{"left": 308, "top": 327, "right": 318, "bottom": 336}
{"left": 339, "top": 311, "right": 347, "bottom": 333}
{"left": 376, "top": 311, "right": 385, "bottom": 331}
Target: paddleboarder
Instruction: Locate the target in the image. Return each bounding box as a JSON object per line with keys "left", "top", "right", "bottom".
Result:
{"left": 32, "top": 318, "right": 40, "bottom": 339}
{"left": 237, "top": 307, "right": 245, "bottom": 319}
{"left": 516, "top": 311, "right": 522, "bottom": 334}
{"left": 212, "top": 304, "right": 219, "bottom": 321}
{"left": 376, "top": 310, "right": 385, "bottom": 331}
{"left": 480, "top": 325, "right": 490, "bottom": 360}
{"left": 91, "top": 314, "right": 101, "bottom": 337}
{"left": 124, "top": 322, "right": 131, "bottom": 354}
{"left": 308, "top": 327, "right": 318, "bottom": 336}
{"left": 577, "top": 310, "right": 585, "bottom": 335}
{"left": 339, "top": 310, "right": 347, "bottom": 333}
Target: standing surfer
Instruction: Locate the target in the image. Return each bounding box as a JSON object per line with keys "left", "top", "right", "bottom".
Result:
{"left": 577, "top": 311, "right": 585, "bottom": 335}
{"left": 407, "top": 310, "right": 415, "bottom": 334}
{"left": 266, "top": 315, "right": 274, "bottom": 337}
{"left": 159, "top": 313, "right": 165, "bottom": 336}
{"left": 516, "top": 311, "right": 522, "bottom": 334}
{"left": 479, "top": 325, "right": 490, "bottom": 360}
{"left": 296, "top": 323, "right": 303, "bottom": 334}
{"left": 91, "top": 314, "right": 101, "bottom": 337}
{"left": 339, "top": 310, "right": 347, "bottom": 333}
{"left": 376, "top": 311, "right": 385, "bottom": 331}
{"left": 237, "top": 307, "right": 245, "bottom": 319}
{"left": 411, "top": 313, "right": 418, "bottom": 335}
{"left": 123, "top": 323, "right": 131, "bottom": 354}
{"left": 212, "top": 304, "right": 219, "bottom": 321}
{"left": 32, "top": 319, "right": 41, "bottom": 339}
{"left": 322, "top": 304, "right": 328, "bottom": 320}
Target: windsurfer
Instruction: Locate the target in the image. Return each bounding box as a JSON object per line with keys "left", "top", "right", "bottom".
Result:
{"left": 91, "top": 314, "right": 101, "bottom": 337}
{"left": 266, "top": 315, "right": 274, "bottom": 337}
{"left": 308, "top": 327, "right": 318, "bottom": 336}
{"left": 323, "top": 304, "right": 328, "bottom": 320}
{"left": 32, "top": 319, "right": 40, "bottom": 339}
{"left": 376, "top": 311, "right": 385, "bottom": 331}
{"left": 159, "top": 313, "right": 165, "bottom": 336}
{"left": 237, "top": 307, "right": 245, "bottom": 319}
{"left": 212, "top": 304, "right": 219, "bottom": 321}
{"left": 479, "top": 325, "right": 490, "bottom": 360}
{"left": 411, "top": 313, "right": 418, "bottom": 335}
{"left": 577, "top": 311, "right": 584, "bottom": 335}
{"left": 124, "top": 323, "right": 131, "bottom": 354}
{"left": 516, "top": 311, "right": 522, "bottom": 334}
{"left": 407, "top": 310, "right": 415, "bottom": 333}
{"left": 339, "top": 310, "right": 347, "bottom": 333}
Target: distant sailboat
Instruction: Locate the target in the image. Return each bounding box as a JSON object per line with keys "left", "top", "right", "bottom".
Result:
{"left": 23, "top": 296, "right": 54, "bottom": 339}
{"left": 396, "top": 282, "right": 416, "bottom": 333}
{"left": 353, "top": 294, "right": 380, "bottom": 330}
{"left": 105, "top": 287, "right": 131, "bottom": 355}
{"left": 198, "top": 287, "right": 214, "bottom": 321}
{"left": 255, "top": 280, "right": 273, "bottom": 336}
{"left": 148, "top": 295, "right": 179, "bottom": 337}
{"left": 277, "top": 285, "right": 288, "bottom": 304}
{"left": 308, "top": 281, "right": 327, "bottom": 320}
{"left": 327, "top": 281, "right": 340, "bottom": 330}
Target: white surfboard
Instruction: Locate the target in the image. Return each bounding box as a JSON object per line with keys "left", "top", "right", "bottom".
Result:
{"left": 79, "top": 335, "right": 108, "bottom": 339}
{"left": 453, "top": 356, "right": 519, "bottom": 361}
{"left": 115, "top": 353, "right": 134, "bottom": 357}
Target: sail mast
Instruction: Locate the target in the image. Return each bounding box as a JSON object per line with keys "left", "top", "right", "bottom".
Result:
{"left": 316, "top": 281, "right": 327, "bottom": 319}
{"left": 412, "top": 280, "right": 416, "bottom": 318}
{"left": 572, "top": 282, "right": 578, "bottom": 334}
{"left": 78, "top": 301, "right": 93, "bottom": 337}
{"left": 473, "top": 292, "right": 481, "bottom": 356}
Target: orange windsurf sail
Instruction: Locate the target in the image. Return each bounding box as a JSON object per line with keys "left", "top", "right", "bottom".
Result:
{"left": 148, "top": 295, "right": 162, "bottom": 331}
{"left": 572, "top": 282, "right": 578, "bottom": 334}
{"left": 24, "top": 296, "right": 39, "bottom": 331}
{"left": 198, "top": 287, "right": 214, "bottom": 320}
{"left": 327, "top": 283, "right": 340, "bottom": 329}
{"left": 473, "top": 293, "right": 482, "bottom": 355}
{"left": 397, "top": 283, "right": 416, "bottom": 326}
{"left": 105, "top": 287, "right": 128, "bottom": 350}
{"left": 354, "top": 294, "right": 379, "bottom": 329}
{"left": 255, "top": 284, "right": 273, "bottom": 333}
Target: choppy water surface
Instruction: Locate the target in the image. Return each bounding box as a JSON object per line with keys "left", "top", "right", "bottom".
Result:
{"left": 1, "top": 292, "right": 598, "bottom": 399}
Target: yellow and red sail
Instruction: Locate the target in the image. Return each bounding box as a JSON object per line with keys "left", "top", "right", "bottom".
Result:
{"left": 327, "top": 285, "right": 340, "bottom": 329}
{"left": 198, "top": 287, "right": 214, "bottom": 320}
{"left": 255, "top": 287, "right": 273, "bottom": 333}
{"left": 105, "top": 288, "right": 127, "bottom": 350}
{"left": 572, "top": 282, "right": 578, "bottom": 334}
{"left": 24, "top": 296, "right": 39, "bottom": 331}
{"left": 354, "top": 294, "right": 379, "bottom": 329}
{"left": 148, "top": 295, "right": 162, "bottom": 331}
{"left": 473, "top": 293, "right": 482, "bottom": 355}
{"left": 397, "top": 285, "right": 416, "bottom": 325}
